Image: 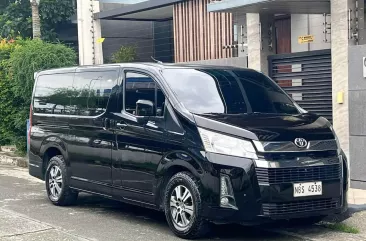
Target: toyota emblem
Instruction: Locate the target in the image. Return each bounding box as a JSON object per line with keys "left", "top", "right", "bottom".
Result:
{"left": 294, "top": 138, "right": 308, "bottom": 148}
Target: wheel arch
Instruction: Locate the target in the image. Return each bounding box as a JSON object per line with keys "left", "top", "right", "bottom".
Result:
{"left": 155, "top": 151, "right": 205, "bottom": 209}
{"left": 40, "top": 137, "right": 69, "bottom": 179}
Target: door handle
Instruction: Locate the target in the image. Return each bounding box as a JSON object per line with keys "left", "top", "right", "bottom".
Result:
{"left": 116, "top": 123, "right": 127, "bottom": 129}
{"left": 93, "top": 139, "right": 101, "bottom": 144}
{"left": 146, "top": 121, "right": 158, "bottom": 129}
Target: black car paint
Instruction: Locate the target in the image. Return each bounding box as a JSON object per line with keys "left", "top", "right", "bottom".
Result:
{"left": 195, "top": 112, "right": 334, "bottom": 142}
{"left": 29, "top": 64, "right": 348, "bottom": 224}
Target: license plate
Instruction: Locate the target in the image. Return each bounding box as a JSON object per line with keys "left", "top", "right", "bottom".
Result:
{"left": 293, "top": 182, "right": 322, "bottom": 197}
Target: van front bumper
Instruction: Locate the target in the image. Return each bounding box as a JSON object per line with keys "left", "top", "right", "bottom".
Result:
{"left": 201, "top": 153, "right": 348, "bottom": 224}
{"left": 202, "top": 183, "right": 347, "bottom": 224}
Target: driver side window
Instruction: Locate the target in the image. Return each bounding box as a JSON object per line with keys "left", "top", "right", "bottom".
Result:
{"left": 124, "top": 71, "right": 165, "bottom": 117}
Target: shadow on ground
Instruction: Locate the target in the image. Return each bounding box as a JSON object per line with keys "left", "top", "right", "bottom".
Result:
{"left": 322, "top": 204, "right": 366, "bottom": 223}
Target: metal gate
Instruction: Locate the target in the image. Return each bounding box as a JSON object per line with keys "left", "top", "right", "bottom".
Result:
{"left": 268, "top": 50, "right": 332, "bottom": 122}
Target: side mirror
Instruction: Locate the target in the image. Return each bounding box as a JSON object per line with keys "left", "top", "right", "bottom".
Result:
{"left": 136, "top": 99, "right": 154, "bottom": 117}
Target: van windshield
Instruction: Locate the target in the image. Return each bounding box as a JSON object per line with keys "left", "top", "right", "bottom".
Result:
{"left": 162, "top": 68, "right": 300, "bottom": 115}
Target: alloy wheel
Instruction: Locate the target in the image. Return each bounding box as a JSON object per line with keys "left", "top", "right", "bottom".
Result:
{"left": 48, "top": 165, "right": 63, "bottom": 201}
{"left": 170, "top": 185, "right": 195, "bottom": 231}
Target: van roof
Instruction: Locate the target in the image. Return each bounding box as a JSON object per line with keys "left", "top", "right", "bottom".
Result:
{"left": 35, "top": 63, "right": 252, "bottom": 76}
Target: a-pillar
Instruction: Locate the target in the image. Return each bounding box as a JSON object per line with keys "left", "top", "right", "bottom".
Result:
{"left": 77, "top": 0, "right": 103, "bottom": 65}
{"left": 246, "top": 13, "right": 276, "bottom": 75}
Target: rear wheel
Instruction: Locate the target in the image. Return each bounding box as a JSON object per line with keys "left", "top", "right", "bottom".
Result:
{"left": 45, "top": 155, "right": 78, "bottom": 206}
{"left": 164, "top": 172, "right": 210, "bottom": 239}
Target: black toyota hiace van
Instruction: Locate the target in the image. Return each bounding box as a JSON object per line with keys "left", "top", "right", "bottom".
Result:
{"left": 29, "top": 63, "right": 348, "bottom": 239}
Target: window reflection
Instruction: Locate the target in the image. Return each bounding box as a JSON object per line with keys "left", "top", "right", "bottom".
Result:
{"left": 125, "top": 72, "right": 165, "bottom": 116}
{"left": 33, "top": 71, "right": 119, "bottom": 117}
{"left": 163, "top": 68, "right": 299, "bottom": 115}
{"left": 33, "top": 73, "right": 74, "bottom": 114}
{"left": 70, "top": 71, "right": 118, "bottom": 116}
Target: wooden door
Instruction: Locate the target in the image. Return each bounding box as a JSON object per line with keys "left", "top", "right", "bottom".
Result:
{"left": 275, "top": 16, "right": 292, "bottom": 87}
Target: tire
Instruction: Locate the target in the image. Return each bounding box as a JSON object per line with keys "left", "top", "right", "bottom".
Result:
{"left": 289, "top": 215, "right": 326, "bottom": 226}
{"left": 45, "top": 155, "right": 78, "bottom": 206}
{"left": 164, "top": 172, "right": 210, "bottom": 239}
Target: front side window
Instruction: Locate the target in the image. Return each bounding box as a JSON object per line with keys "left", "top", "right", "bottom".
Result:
{"left": 162, "top": 68, "right": 299, "bottom": 115}
{"left": 124, "top": 72, "right": 165, "bottom": 117}
{"left": 33, "top": 73, "right": 74, "bottom": 114}
{"left": 70, "top": 71, "right": 119, "bottom": 116}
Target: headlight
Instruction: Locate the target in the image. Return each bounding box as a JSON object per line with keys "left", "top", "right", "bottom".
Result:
{"left": 198, "top": 127, "right": 258, "bottom": 159}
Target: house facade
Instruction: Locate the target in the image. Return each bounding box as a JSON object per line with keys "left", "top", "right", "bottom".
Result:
{"left": 77, "top": 0, "right": 247, "bottom": 66}
{"left": 77, "top": 0, "right": 366, "bottom": 189}
{"left": 208, "top": 0, "right": 366, "bottom": 189}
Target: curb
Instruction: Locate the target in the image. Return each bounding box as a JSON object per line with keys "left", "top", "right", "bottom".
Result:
{"left": 0, "top": 153, "right": 28, "bottom": 168}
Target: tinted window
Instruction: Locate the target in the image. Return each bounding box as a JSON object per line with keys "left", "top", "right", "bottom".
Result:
{"left": 33, "top": 73, "right": 74, "bottom": 114}
{"left": 125, "top": 72, "right": 165, "bottom": 116}
{"left": 163, "top": 68, "right": 299, "bottom": 115}
{"left": 70, "top": 71, "right": 119, "bottom": 116}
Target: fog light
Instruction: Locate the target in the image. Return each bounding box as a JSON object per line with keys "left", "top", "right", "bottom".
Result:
{"left": 220, "top": 176, "right": 229, "bottom": 196}
{"left": 220, "top": 197, "right": 229, "bottom": 206}
{"left": 220, "top": 174, "right": 238, "bottom": 210}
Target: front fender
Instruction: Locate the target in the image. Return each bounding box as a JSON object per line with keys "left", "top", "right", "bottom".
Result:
{"left": 154, "top": 149, "right": 207, "bottom": 207}
{"left": 156, "top": 150, "right": 205, "bottom": 179}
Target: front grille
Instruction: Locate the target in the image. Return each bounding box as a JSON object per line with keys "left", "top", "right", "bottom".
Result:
{"left": 262, "top": 198, "right": 339, "bottom": 216}
{"left": 263, "top": 150, "right": 338, "bottom": 161}
{"left": 256, "top": 164, "right": 341, "bottom": 184}
{"left": 257, "top": 139, "right": 338, "bottom": 153}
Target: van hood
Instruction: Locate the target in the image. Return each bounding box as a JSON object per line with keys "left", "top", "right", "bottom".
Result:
{"left": 194, "top": 113, "right": 334, "bottom": 142}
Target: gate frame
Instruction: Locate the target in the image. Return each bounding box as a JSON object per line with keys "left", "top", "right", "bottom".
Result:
{"left": 267, "top": 49, "right": 332, "bottom": 79}
{"left": 267, "top": 49, "right": 332, "bottom": 121}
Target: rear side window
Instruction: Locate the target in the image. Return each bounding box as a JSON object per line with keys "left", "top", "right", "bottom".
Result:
{"left": 33, "top": 73, "right": 74, "bottom": 114}
{"left": 70, "top": 71, "right": 119, "bottom": 116}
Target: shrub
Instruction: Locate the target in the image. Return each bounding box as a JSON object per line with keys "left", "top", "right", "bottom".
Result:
{"left": 0, "top": 38, "right": 18, "bottom": 147}
{"left": 111, "top": 45, "right": 137, "bottom": 63}
{"left": 5, "top": 39, "right": 77, "bottom": 153}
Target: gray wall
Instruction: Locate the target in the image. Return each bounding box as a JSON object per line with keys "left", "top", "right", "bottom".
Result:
{"left": 291, "top": 14, "right": 331, "bottom": 53}
{"left": 186, "top": 56, "right": 248, "bottom": 68}
{"left": 349, "top": 45, "right": 366, "bottom": 189}
{"left": 100, "top": 3, "right": 154, "bottom": 62}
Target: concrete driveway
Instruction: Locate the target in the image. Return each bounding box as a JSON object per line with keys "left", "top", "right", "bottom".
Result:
{"left": 0, "top": 164, "right": 363, "bottom": 241}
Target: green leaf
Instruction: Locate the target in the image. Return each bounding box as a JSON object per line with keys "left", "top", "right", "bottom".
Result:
{"left": 0, "top": 0, "right": 75, "bottom": 41}
{"left": 0, "top": 38, "right": 77, "bottom": 151}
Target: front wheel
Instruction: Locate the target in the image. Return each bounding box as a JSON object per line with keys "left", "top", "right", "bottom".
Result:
{"left": 164, "top": 172, "right": 210, "bottom": 239}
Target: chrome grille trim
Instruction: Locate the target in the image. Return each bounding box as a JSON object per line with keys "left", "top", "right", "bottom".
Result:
{"left": 253, "top": 139, "right": 338, "bottom": 153}
{"left": 256, "top": 163, "right": 341, "bottom": 184}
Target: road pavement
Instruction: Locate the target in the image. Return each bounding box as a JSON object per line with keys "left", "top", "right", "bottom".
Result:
{"left": 0, "top": 165, "right": 302, "bottom": 241}
{"left": 0, "top": 164, "right": 361, "bottom": 241}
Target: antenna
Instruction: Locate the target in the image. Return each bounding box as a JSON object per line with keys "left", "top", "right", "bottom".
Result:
{"left": 151, "top": 56, "right": 163, "bottom": 64}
